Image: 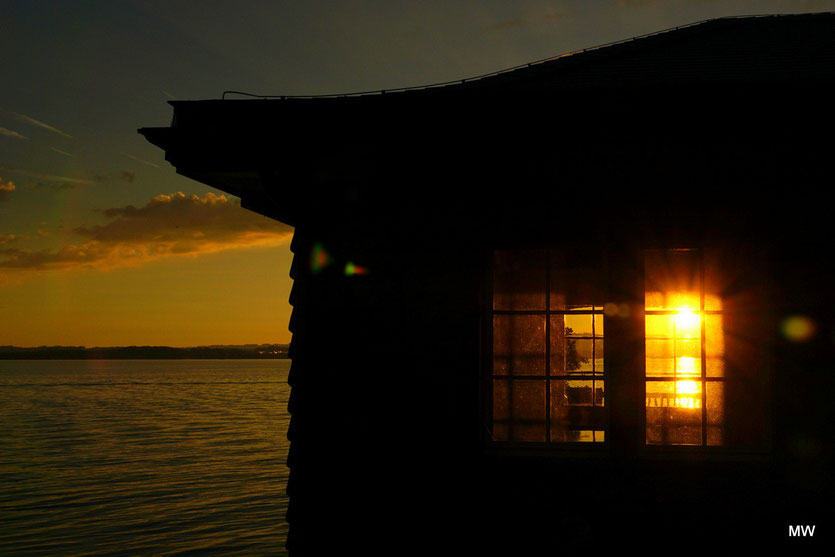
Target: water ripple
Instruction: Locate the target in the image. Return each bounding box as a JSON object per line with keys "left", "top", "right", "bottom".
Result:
{"left": 0, "top": 359, "right": 290, "bottom": 556}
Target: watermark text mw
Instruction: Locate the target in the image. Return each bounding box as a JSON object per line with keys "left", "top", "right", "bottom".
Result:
{"left": 788, "top": 525, "right": 816, "bottom": 537}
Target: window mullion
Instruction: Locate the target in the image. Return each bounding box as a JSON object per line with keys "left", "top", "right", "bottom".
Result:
{"left": 700, "top": 250, "right": 708, "bottom": 446}
{"left": 545, "top": 248, "right": 551, "bottom": 444}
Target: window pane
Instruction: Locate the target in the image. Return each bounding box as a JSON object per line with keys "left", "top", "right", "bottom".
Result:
{"left": 550, "top": 316, "right": 595, "bottom": 375}
{"left": 550, "top": 380, "right": 605, "bottom": 443}
{"left": 493, "top": 379, "right": 546, "bottom": 442}
{"left": 646, "top": 339, "right": 675, "bottom": 376}
{"left": 493, "top": 250, "right": 546, "bottom": 310}
{"left": 646, "top": 381, "right": 702, "bottom": 445}
{"left": 493, "top": 315, "right": 546, "bottom": 375}
{"left": 594, "top": 339, "right": 604, "bottom": 374}
{"left": 703, "top": 250, "right": 724, "bottom": 312}
{"left": 549, "top": 251, "right": 604, "bottom": 310}
{"left": 645, "top": 249, "right": 725, "bottom": 446}
{"left": 564, "top": 314, "right": 593, "bottom": 337}
{"left": 675, "top": 341, "right": 701, "bottom": 377}
{"left": 551, "top": 334, "right": 594, "bottom": 375}
{"left": 565, "top": 380, "right": 593, "bottom": 405}
{"left": 706, "top": 381, "right": 724, "bottom": 446}
{"left": 572, "top": 339, "right": 594, "bottom": 373}
{"left": 645, "top": 250, "right": 701, "bottom": 311}
{"left": 705, "top": 314, "right": 724, "bottom": 377}
{"left": 646, "top": 314, "right": 674, "bottom": 339}
{"left": 549, "top": 315, "right": 566, "bottom": 374}
{"left": 552, "top": 315, "right": 603, "bottom": 375}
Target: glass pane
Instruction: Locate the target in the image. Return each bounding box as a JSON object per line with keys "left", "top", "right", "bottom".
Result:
{"left": 645, "top": 250, "right": 701, "bottom": 311}
{"left": 550, "top": 317, "right": 593, "bottom": 374}
{"left": 564, "top": 314, "right": 593, "bottom": 337}
{"left": 493, "top": 379, "right": 546, "bottom": 442}
{"left": 493, "top": 315, "right": 546, "bottom": 375}
{"left": 646, "top": 381, "right": 702, "bottom": 445}
{"left": 673, "top": 310, "right": 701, "bottom": 339}
{"left": 565, "top": 380, "right": 593, "bottom": 405}
{"left": 549, "top": 315, "right": 565, "bottom": 374}
{"left": 646, "top": 339, "right": 674, "bottom": 376}
{"left": 594, "top": 339, "right": 604, "bottom": 374}
{"left": 550, "top": 380, "right": 605, "bottom": 443}
{"left": 646, "top": 314, "right": 674, "bottom": 339}
{"left": 493, "top": 250, "right": 546, "bottom": 310}
{"left": 594, "top": 380, "right": 605, "bottom": 406}
{"left": 675, "top": 341, "right": 701, "bottom": 378}
{"left": 569, "top": 339, "right": 593, "bottom": 373}
{"left": 706, "top": 381, "right": 724, "bottom": 446}
{"left": 593, "top": 313, "right": 604, "bottom": 337}
{"left": 550, "top": 251, "right": 604, "bottom": 310}
{"left": 675, "top": 357, "right": 701, "bottom": 379}
{"left": 703, "top": 249, "right": 724, "bottom": 311}
{"left": 705, "top": 314, "right": 724, "bottom": 377}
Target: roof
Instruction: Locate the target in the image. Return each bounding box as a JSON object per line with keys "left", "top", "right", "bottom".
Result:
{"left": 221, "top": 12, "right": 835, "bottom": 99}
{"left": 139, "top": 13, "right": 835, "bottom": 228}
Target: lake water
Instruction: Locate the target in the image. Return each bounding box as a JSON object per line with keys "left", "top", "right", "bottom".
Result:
{"left": 0, "top": 359, "right": 291, "bottom": 556}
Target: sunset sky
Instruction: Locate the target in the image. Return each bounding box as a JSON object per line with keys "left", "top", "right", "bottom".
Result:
{"left": 2, "top": 0, "right": 831, "bottom": 347}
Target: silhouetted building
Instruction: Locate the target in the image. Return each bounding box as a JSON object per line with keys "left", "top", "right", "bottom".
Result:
{"left": 141, "top": 13, "right": 834, "bottom": 553}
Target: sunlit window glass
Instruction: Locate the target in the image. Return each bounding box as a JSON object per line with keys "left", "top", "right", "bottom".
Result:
{"left": 645, "top": 249, "right": 724, "bottom": 446}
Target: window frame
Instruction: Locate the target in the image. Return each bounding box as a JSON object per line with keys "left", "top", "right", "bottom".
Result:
{"left": 482, "top": 244, "right": 772, "bottom": 457}
{"left": 644, "top": 247, "right": 725, "bottom": 447}
{"left": 483, "top": 247, "right": 608, "bottom": 450}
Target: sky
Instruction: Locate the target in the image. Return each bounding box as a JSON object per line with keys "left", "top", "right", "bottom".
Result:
{"left": 1, "top": 0, "right": 832, "bottom": 347}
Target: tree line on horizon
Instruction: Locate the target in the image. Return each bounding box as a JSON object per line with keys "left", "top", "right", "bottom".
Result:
{"left": 0, "top": 344, "right": 290, "bottom": 359}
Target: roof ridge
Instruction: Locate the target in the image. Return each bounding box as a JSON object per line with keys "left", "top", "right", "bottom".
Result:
{"left": 220, "top": 12, "right": 835, "bottom": 100}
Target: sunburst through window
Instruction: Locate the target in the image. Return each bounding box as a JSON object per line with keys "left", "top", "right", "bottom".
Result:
{"left": 645, "top": 249, "right": 724, "bottom": 446}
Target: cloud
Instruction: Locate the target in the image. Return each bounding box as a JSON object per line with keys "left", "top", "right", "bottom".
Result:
{"left": 50, "top": 147, "right": 73, "bottom": 157}
{"left": 0, "top": 234, "right": 17, "bottom": 246}
{"left": 35, "top": 181, "right": 78, "bottom": 191}
{"left": 486, "top": 7, "right": 566, "bottom": 31}
{"left": 0, "top": 126, "right": 27, "bottom": 140}
{"left": 802, "top": 0, "right": 835, "bottom": 9}
{"left": 87, "top": 170, "right": 137, "bottom": 185}
{"left": 119, "top": 171, "right": 135, "bottom": 183}
{"left": 0, "top": 177, "right": 14, "bottom": 201}
{"left": 617, "top": 0, "right": 670, "bottom": 7}
{"left": 121, "top": 152, "right": 161, "bottom": 169}
{"left": 0, "top": 192, "right": 292, "bottom": 271}
{"left": 488, "top": 18, "right": 530, "bottom": 31}
{"left": 7, "top": 112, "right": 72, "bottom": 138}
{"left": 0, "top": 165, "right": 94, "bottom": 186}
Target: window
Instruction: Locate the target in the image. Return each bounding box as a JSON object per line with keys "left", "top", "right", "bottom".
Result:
{"left": 645, "top": 249, "right": 724, "bottom": 446}
{"left": 487, "top": 246, "right": 770, "bottom": 450}
{"left": 489, "top": 249, "right": 606, "bottom": 443}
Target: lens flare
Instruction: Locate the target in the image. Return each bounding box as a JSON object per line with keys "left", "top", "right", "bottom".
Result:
{"left": 310, "top": 242, "right": 332, "bottom": 274}
{"left": 344, "top": 262, "right": 368, "bottom": 276}
{"left": 781, "top": 315, "right": 816, "bottom": 342}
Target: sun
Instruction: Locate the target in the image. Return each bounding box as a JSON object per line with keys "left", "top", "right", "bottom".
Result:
{"left": 674, "top": 308, "right": 700, "bottom": 338}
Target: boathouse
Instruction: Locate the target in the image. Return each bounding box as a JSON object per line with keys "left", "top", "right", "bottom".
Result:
{"left": 140, "top": 13, "right": 834, "bottom": 553}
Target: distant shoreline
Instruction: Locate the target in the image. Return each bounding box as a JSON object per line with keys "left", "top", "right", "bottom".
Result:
{"left": 0, "top": 345, "right": 289, "bottom": 360}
